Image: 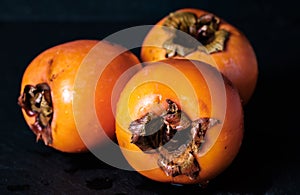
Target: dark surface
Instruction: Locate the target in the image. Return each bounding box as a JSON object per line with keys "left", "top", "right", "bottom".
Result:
{"left": 1, "top": 0, "right": 299, "bottom": 194}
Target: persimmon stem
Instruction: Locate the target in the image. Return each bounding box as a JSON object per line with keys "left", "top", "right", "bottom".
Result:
{"left": 129, "top": 99, "right": 219, "bottom": 179}
{"left": 18, "top": 83, "right": 53, "bottom": 145}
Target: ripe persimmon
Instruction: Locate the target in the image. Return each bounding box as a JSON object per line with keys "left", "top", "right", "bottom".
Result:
{"left": 141, "top": 8, "right": 258, "bottom": 105}
{"left": 18, "top": 40, "right": 141, "bottom": 153}
{"left": 115, "top": 59, "right": 244, "bottom": 184}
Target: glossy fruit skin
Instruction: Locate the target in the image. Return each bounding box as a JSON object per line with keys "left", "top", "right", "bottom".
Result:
{"left": 19, "top": 40, "right": 141, "bottom": 153}
{"left": 141, "top": 8, "right": 258, "bottom": 105}
{"left": 115, "top": 59, "right": 244, "bottom": 184}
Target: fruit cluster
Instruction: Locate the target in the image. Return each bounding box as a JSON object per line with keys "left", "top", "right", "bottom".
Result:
{"left": 18, "top": 8, "right": 258, "bottom": 185}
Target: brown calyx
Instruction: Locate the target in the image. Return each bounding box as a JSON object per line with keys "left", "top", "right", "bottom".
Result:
{"left": 162, "top": 11, "right": 230, "bottom": 57}
{"left": 18, "top": 83, "right": 53, "bottom": 145}
{"left": 129, "top": 99, "right": 219, "bottom": 180}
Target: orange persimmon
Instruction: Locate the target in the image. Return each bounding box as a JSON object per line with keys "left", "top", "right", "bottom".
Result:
{"left": 115, "top": 59, "right": 244, "bottom": 184}
{"left": 141, "top": 8, "right": 258, "bottom": 105}
{"left": 18, "top": 40, "right": 141, "bottom": 153}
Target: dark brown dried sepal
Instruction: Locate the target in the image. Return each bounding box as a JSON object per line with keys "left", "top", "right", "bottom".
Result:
{"left": 191, "top": 118, "right": 220, "bottom": 153}
{"left": 128, "top": 99, "right": 219, "bottom": 180}
{"left": 202, "top": 29, "right": 229, "bottom": 54}
{"left": 158, "top": 147, "right": 200, "bottom": 180}
{"left": 18, "top": 83, "right": 53, "bottom": 145}
{"left": 129, "top": 112, "right": 167, "bottom": 153}
{"left": 162, "top": 12, "right": 198, "bottom": 35}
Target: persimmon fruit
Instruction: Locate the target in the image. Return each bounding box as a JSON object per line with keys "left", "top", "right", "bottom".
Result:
{"left": 141, "top": 8, "right": 258, "bottom": 105}
{"left": 115, "top": 59, "right": 244, "bottom": 184}
{"left": 18, "top": 39, "right": 141, "bottom": 153}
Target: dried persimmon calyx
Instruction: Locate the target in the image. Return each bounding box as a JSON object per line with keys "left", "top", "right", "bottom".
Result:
{"left": 128, "top": 99, "right": 220, "bottom": 179}
{"left": 162, "top": 11, "right": 230, "bottom": 57}
{"left": 18, "top": 83, "right": 53, "bottom": 145}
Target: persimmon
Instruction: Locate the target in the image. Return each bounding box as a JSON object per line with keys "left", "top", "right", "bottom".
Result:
{"left": 141, "top": 8, "right": 258, "bottom": 105}
{"left": 18, "top": 40, "right": 141, "bottom": 153}
{"left": 115, "top": 59, "right": 244, "bottom": 184}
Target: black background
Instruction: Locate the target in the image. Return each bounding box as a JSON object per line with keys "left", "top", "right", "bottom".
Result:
{"left": 1, "top": 0, "right": 299, "bottom": 194}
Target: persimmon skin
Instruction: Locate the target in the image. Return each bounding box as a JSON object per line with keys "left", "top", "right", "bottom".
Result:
{"left": 19, "top": 40, "right": 141, "bottom": 153}
{"left": 141, "top": 8, "right": 258, "bottom": 105}
{"left": 115, "top": 59, "right": 244, "bottom": 184}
